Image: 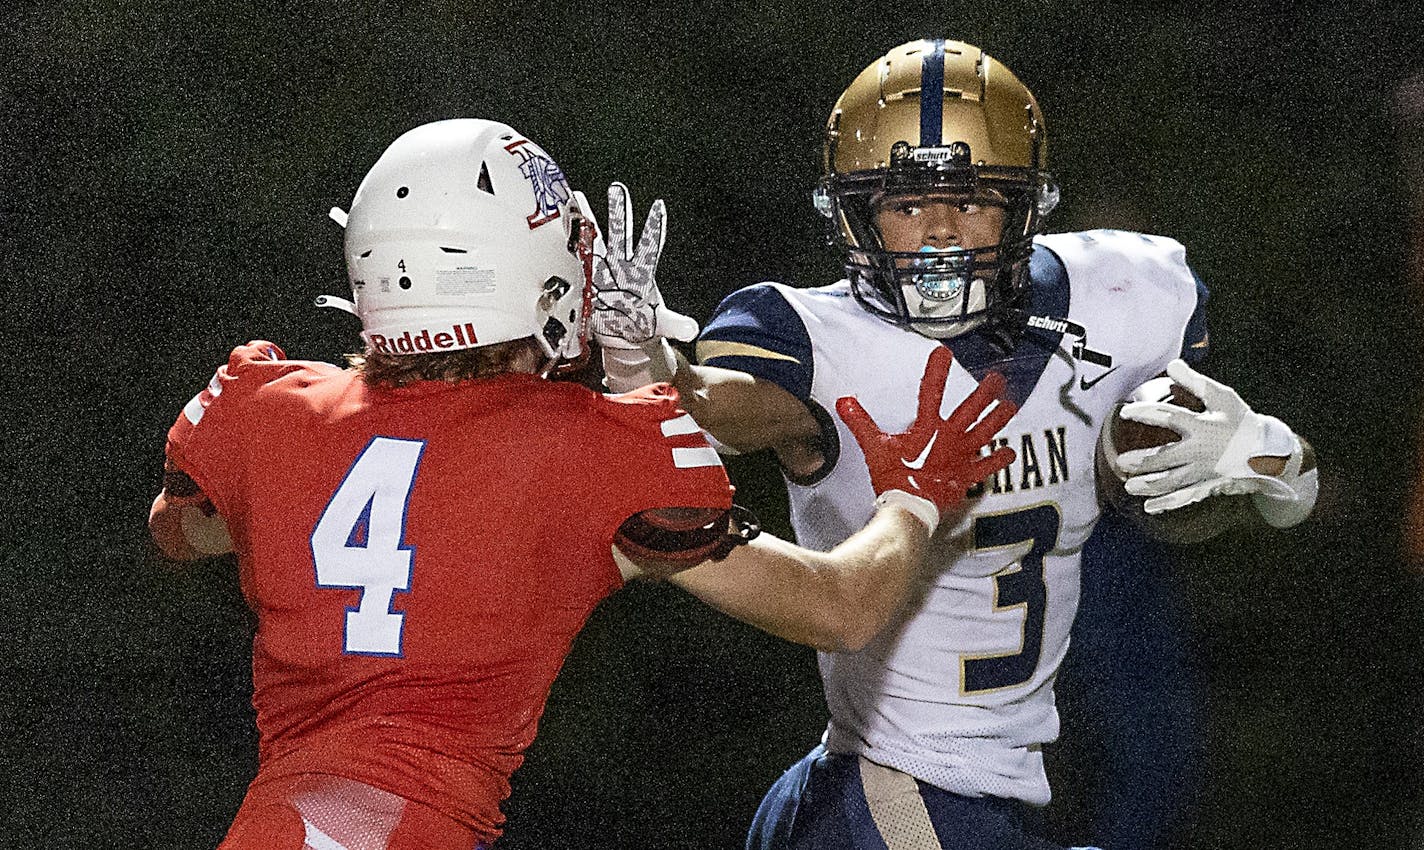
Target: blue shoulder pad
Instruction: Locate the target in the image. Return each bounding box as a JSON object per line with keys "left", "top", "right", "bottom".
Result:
{"left": 696, "top": 284, "right": 814, "bottom": 401}
{"left": 948, "top": 245, "right": 1070, "bottom": 407}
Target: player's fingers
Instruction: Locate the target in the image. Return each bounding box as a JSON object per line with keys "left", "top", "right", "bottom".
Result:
{"left": 1169, "top": 358, "right": 1247, "bottom": 414}
{"left": 1124, "top": 465, "right": 1201, "bottom": 497}
{"left": 836, "top": 396, "right": 882, "bottom": 448}
{"left": 1142, "top": 483, "right": 1213, "bottom": 515}
{"left": 653, "top": 304, "right": 700, "bottom": 343}
{"left": 914, "top": 347, "right": 954, "bottom": 425}
{"left": 963, "top": 397, "right": 1016, "bottom": 447}
{"left": 1164, "top": 358, "right": 1240, "bottom": 408}
{"left": 607, "top": 182, "right": 633, "bottom": 259}
{"left": 966, "top": 445, "right": 1016, "bottom": 481}
{"left": 636, "top": 199, "right": 667, "bottom": 261}
{"left": 1118, "top": 401, "right": 1193, "bottom": 432}
{"left": 1113, "top": 445, "right": 1182, "bottom": 475}
{"left": 947, "top": 370, "right": 1007, "bottom": 433}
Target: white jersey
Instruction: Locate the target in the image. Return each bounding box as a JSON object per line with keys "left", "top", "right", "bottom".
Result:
{"left": 697, "top": 230, "right": 1206, "bottom": 805}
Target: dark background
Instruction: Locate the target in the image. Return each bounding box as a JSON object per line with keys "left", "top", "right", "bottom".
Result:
{"left": 4, "top": 2, "right": 1423, "bottom": 848}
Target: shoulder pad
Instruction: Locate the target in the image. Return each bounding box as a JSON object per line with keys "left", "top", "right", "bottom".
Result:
{"left": 226, "top": 339, "right": 286, "bottom": 371}
{"left": 1037, "top": 229, "right": 1187, "bottom": 270}
{"left": 697, "top": 282, "right": 814, "bottom": 400}
{"left": 180, "top": 341, "right": 330, "bottom": 429}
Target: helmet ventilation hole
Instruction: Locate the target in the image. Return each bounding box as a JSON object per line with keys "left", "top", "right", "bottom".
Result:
{"left": 398, "top": 276, "right": 412, "bottom": 290}
{"left": 396, "top": 186, "right": 409, "bottom": 198}
{"left": 476, "top": 163, "right": 494, "bottom": 195}
{"left": 439, "top": 247, "right": 468, "bottom": 254}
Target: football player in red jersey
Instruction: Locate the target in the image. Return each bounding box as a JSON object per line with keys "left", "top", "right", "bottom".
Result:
{"left": 148, "top": 119, "right": 1018, "bottom": 850}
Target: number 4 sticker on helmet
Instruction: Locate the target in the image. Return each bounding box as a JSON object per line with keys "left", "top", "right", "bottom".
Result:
{"left": 311, "top": 436, "right": 426, "bottom": 656}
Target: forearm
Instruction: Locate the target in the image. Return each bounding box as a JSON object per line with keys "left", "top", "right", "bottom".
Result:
{"left": 669, "top": 505, "right": 930, "bottom": 652}
{"left": 603, "top": 337, "right": 824, "bottom": 470}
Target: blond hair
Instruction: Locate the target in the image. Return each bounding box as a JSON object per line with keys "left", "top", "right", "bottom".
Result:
{"left": 347, "top": 337, "right": 546, "bottom": 388}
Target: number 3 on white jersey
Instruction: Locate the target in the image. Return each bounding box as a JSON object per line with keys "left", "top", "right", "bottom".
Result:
{"left": 311, "top": 437, "right": 426, "bottom": 656}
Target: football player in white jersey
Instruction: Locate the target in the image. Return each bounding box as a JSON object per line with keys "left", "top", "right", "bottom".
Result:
{"left": 592, "top": 39, "right": 1318, "bottom": 850}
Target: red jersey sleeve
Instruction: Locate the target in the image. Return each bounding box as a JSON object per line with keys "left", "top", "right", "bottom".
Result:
{"left": 164, "top": 341, "right": 323, "bottom": 519}
{"left": 589, "top": 383, "right": 734, "bottom": 549}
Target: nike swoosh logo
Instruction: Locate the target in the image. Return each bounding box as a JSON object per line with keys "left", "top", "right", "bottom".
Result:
{"left": 903, "top": 431, "right": 940, "bottom": 470}
{"left": 1079, "top": 366, "right": 1120, "bottom": 392}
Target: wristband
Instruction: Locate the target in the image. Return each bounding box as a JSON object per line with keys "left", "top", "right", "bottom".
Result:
{"left": 875, "top": 489, "right": 940, "bottom": 536}
{"left": 602, "top": 338, "right": 680, "bottom": 393}
{"left": 1255, "top": 415, "right": 1299, "bottom": 462}
{"left": 1252, "top": 466, "right": 1318, "bottom": 529}
{"left": 1248, "top": 419, "right": 1315, "bottom": 528}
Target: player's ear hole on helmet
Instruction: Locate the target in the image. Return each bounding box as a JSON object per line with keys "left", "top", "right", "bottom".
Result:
{"left": 541, "top": 276, "right": 572, "bottom": 305}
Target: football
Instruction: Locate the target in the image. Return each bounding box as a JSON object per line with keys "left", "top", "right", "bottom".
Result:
{"left": 1096, "top": 375, "right": 1247, "bottom": 542}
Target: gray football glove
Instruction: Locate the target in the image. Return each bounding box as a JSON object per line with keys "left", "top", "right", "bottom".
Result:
{"left": 590, "top": 182, "right": 698, "bottom": 351}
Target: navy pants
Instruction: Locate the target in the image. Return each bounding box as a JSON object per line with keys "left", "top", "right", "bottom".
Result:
{"left": 747, "top": 746, "right": 1086, "bottom": 850}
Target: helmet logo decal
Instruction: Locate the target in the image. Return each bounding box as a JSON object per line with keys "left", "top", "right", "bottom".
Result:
{"left": 368, "top": 322, "right": 480, "bottom": 355}
{"left": 504, "top": 138, "right": 571, "bottom": 230}
{"left": 895, "top": 141, "right": 971, "bottom": 167}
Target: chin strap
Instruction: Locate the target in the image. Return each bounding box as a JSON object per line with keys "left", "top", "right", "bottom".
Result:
{"left": 1012, "top": 310, "right": 1114, "bottom": 367}
{"left": 314, "top": 294, "right": 358, "bottom": 316}
{"left": 316, "top": 207, "right": 360, "bottom": 318}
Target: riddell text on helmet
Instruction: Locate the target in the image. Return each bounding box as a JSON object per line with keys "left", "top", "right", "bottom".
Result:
{"left": 368, "top": 323, "right": 480, "bottom": 354}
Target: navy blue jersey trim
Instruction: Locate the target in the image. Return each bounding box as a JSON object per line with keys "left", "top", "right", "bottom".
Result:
{"left": 698, "top": 284, "right": 815, "bottom": 401}
{"left": 1180, "top": 268, "right": 1210, "bottom": 365}
{"left": 920, "top": 39, "right": 945, "bottom": 147}
{"left": 946, "top": 245, "right": 1070, "bottom": 407}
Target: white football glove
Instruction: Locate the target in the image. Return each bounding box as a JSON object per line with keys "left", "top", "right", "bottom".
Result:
{"left": 591, "top": 182, "right": 699, "bottom": 392}
{"left": 1116, "top": 359, "right": 1316, "bottom": 526}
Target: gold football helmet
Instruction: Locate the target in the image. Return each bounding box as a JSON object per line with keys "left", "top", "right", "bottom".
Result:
{"left": 816, "top": 39, "right": 1059, "bottom": 337}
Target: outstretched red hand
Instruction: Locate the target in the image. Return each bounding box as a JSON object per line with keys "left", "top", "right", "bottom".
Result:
{"left": 837, "top": 347, "right": 1017, "bottom": 531}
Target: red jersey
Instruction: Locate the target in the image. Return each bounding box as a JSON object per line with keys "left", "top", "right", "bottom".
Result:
{"left": 166, "top": 341, "right": 732, "bottom": 843}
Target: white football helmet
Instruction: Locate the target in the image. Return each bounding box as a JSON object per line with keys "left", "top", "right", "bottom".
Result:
{"left": 320, "top": 119, "right": 595, "bottom": 361}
